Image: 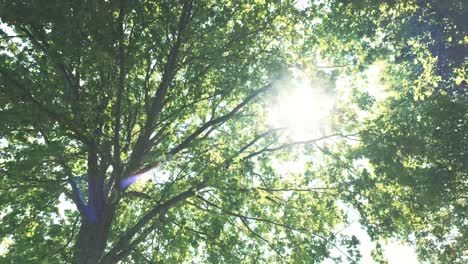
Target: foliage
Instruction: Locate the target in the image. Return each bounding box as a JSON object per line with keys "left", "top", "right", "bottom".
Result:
{"left": 0, "top": 0, "right": 466, "bottom": 263}
{"left": 0, "top": 0, "right": 356, "bottom": 263}
{"left": 320, "top": 0, "right": 467, "bottom": 263}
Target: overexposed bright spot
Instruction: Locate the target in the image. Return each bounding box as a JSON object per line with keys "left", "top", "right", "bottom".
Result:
{"left": 272, "top": 158, "right": 307, "bottom": 176}
{"left": 0, "top": 138, "right": 7, "bottom": 148}
{"left": 323, "top": 203, "right": 419, "bottom": 264}
{"left": 0, "top": 237, "right": 13, "bottom": 256}
{"left": 58, "top": 193, "right": 76, "bottom": 219}
{"left": 268, "top": 71, "right": 335, "bottom": 141}
{"left": 364, "top": 64, "right": 388, "bottom": 101}
{"left": 333, "top": 62, "right": 390, "bottom": 129}
{"left": 0, "top": 23, "right": 24, "bottom": 55}
{"left": 384, "top": 241, "right": 419, "bottom": 264}
{"left": 294, "top": 0, "right": 311, "bottom": 10}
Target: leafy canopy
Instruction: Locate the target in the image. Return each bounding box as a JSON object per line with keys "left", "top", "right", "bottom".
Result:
{"left": 0, "top": 0, "right": 466, "bottom": 263}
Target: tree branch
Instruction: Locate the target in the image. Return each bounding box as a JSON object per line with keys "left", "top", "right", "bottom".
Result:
{"left": 49, "top": 215, "right": 80, "bottom": 258}
{"left": 0, "top": 68, "right": 92, "bottom": 146}
{"left": 124, "top": 191, "right": 152, "bottom": 200}
{"left": 126, "top": 0, "right": 193, "bottom": 175}
{"left": 243, "top": 133, "right": 356, "bottom": 160}
{"left": 168, "top": 82, "right": 273, "bottom": 156}
{"left": 20, "top": 26, "right": 80, "bottom": 113}
{"left": 112, "top": 0, "right": 127, "bottom": 189}
{"left": 257, "top": 186, "right": 337, "bottom": 192}
{"left": 101, "top": 179, "right": 205, "bottom": 262}
{"left": 223, "top": 128, "right": 285, "bottom": 169}
{"left": 239, "top": 217, "right": 289, "bottom": 263}
{"left": 192, "top": 196, "right": 353, "bottom": 261}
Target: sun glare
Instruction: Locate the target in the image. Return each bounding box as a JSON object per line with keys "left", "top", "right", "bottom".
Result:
{"left": 268, "top": 72, "right": 335, "bottom": 141}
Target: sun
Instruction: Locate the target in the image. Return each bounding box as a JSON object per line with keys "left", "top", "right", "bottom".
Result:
{"left": 268, "top": 71, "right": 335, "bottom": 141}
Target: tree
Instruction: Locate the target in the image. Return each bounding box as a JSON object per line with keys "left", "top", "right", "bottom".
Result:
{"left": 0, "top": 1, "right": 360, "bottom": 263}
{"left": 315, "top": 0, "right": 467, "bottom": 263}
{"left": 1, "top": 0, "right": 466, "bottom": 263}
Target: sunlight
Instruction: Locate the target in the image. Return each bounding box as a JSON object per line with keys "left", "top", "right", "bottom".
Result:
{"left": 294, "top": 0, "right": 311, "bottom": 10}
{"left": 268, "top": 70, "right": 335, "bottom": 141}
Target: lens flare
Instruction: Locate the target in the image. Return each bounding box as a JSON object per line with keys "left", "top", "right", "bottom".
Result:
{"left": 120, "top": 162, "right": 162, "bottom": 189}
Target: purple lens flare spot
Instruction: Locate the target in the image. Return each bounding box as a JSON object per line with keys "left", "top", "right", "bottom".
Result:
{"left": 120, "top": 166, "right": 161, "bottom": 189}
{"left": 120, "top": 174, "right": 140, "bottom": 189}
{"left": 84, "top": 204, "right": 97, "bottom": 224}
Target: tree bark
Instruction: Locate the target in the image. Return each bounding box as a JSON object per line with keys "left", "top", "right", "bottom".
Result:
{"left": 76, "top": 147, "right": 115, "bottom": 263}
{"left": 76, "top": 204, "right": 114, "bottom": 264}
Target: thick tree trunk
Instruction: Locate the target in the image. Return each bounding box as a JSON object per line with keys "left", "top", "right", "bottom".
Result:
{"left": 75, "top": 146, "right": 115, "bottom": 263}
{"left": 76, "top": 204, "right": 114, "bottom": 264}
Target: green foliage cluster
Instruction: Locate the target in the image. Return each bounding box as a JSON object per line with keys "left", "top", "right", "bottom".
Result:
{"left": 0, "top": 0, "right": 466, "bottom": 263}
{"left": 318, "top": 0, "right": 467, "bottom": 263}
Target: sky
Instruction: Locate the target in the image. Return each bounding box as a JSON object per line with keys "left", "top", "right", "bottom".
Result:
{"left": 327, "top": 208, "right": 419, "bottom": 264}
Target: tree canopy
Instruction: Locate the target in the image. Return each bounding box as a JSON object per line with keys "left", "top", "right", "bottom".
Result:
{"left": 0, "top": 0, "right": 466, "bottom": 263}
